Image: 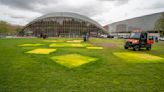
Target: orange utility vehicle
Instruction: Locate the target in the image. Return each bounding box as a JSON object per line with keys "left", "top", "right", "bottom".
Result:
{"left": 124, "top": 30, "right": 154, "bottom": 51}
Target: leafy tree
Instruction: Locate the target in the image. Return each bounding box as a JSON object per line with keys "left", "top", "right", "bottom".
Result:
{"left": 155, "top": 13, "right": 164, "bottom": 36}
{"left": 0, "top": 21, "right": 11, "bottom": 34}
{"left": 0, "top": 21, "right": 22, "bottom": 36}
{"left": 18, "top": 31, "right": 24, "bottom": 36}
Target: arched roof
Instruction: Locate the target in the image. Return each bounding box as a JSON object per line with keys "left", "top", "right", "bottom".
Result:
{"left": 25, "top": 12, "right": 107, "bottom": 33}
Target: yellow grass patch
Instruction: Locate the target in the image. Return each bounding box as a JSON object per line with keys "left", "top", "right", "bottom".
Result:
{"left": 67, "top": 40, "right": 83, "bottom": 43}
{"left": 44, "top": 40, "right": 64, "bottom": 43}
{"left": 49, "top": 43, "right": 86, "bottom": 48}
{"left": 113, "top": 52, "right": 164, "bottom": 63}
{"left": 26, "top": 48, "right": 56, "bottom": 54}
{"left": 51, "top": 54, "right": 98, "bottom": 68}
{"left": 19, "top": 43, "right": 44, "bottom": 47}
{"left": 70, "top": 44, "right": 84, "bottom": 47}
{"left": 86, "top": 47, "right": 103, "bottom": 50}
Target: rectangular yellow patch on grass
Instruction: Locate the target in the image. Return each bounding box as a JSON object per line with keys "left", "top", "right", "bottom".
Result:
{"left": 67, "top": 40, "right": 83, "bottom": 43}
{"left": 19, "top": 43, "right": 44, "bottom": 47}
{"left": 113, "top": 52, "right": 164, "bottom": 63}
{"left": 26, "top": 48, "right": 56, "bottom": 54}
{"left": 51, "top": 54, "right": 98, "bottom": 68}
{"left": 49, "top": 43, "right": 86, "bottom": 48}
{"left": 86, "top": 47, "right": 103, "bottom": 50}
{"left": 44, "top": 40, "right": 64, "bottom": 43}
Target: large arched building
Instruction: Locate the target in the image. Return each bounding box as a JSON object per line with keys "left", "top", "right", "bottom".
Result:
{"left": 23, "top": 12, "right": 107, "bottom": 37}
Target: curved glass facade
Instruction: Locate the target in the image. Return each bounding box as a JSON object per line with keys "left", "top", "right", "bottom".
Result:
{"left": 24, "top": 17, "right": 106, "bottom": 37}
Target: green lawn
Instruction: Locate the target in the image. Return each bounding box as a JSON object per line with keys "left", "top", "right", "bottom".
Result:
{"left": 0, "top": 38, "right": 164, "bottom": 92}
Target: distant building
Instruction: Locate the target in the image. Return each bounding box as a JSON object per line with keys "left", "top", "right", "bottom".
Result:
{"left": 103, "top": 25, "right": 109, "bottom": 31}
{"left": 23, "top": 12, "right": 107, "bottom": 38}
{"left": 105, "top": 12, "right": 164, "bottom": 37}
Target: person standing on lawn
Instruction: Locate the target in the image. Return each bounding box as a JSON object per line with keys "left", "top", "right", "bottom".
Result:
{"left": 83, "top": 32, "right": 89, "bottom": 42}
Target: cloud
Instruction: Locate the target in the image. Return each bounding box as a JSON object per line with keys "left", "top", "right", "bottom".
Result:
{"left": 150, "top": 1, "right": 164, "bottom": 9}
{"left": 0, "top": 4, "right": 41, "bottom": 25}
{"left": 100, "top": 0, "right": 129, "bottom": 5}
{"left": 0, "top": 0, "right": 163, "bottom": 26}
{"left": 115, "top": 0, "right": 129, "bottom": 5}
{"left": 0, "top": 0, "right": 115, "bottom": 24}
{"left": 0, "top": 0, "right": 128, "bottom": 13}
{"left": 0, "top": 0, "right": 56, "bottom": 10}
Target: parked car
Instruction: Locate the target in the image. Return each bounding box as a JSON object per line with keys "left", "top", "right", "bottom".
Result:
{"left": 100, "top": 34, "right": 108, "bottom": 38}
{"left": 107, "top": 35, "right": 114, "bottom": 38}
{"left": 114, "top": 36, "right": 118, "bottom": 39}
{"left": 159, "top": 37, "right": 164, "bottom": 41}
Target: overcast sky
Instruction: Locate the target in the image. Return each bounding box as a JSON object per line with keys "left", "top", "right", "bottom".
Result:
{"left": 0, "top": 0, "right": 164, "bottom": 26}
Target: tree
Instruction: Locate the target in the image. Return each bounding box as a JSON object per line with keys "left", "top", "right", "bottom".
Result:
{"left": 0, "top": 21, "right": 23, "bottom": 36}
{"left": 17, "top": 28, "right": 25, "bottom": 36}
{"left": 0, "top": 21, "right": 11, "bottom": 34}
{"left": 155, "top": 13, "right": 164, "bottom": 36}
